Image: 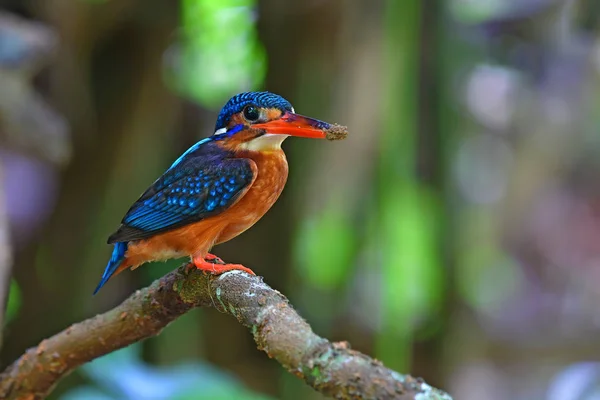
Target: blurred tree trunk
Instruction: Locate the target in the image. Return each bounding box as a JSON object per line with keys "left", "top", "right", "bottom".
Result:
{"left": 410, "top": 0, "right": 454, "bottom": 389}
{"left": 0, "top": 0, "right": 180, "bottom": 385}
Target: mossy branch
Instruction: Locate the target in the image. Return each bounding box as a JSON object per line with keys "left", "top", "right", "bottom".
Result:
{"left": 0, "top": 264, "right": 452, "bottom": 400}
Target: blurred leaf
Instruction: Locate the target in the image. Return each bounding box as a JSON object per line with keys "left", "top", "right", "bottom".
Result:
{"left": 164, "top": 0, "right": 267, "bottom": 108}
{"left": 0, "top": 12, "right": 57, "bottom": 71}
{"left": 63, "top": 344, "right": 273, "bottom": 400}
{"left": 376, "top": 183, "right": 443, "bottom": 371}
{"left": 61, "top": 387, "right": 114, "bottom": 400}
{"left": 173, "top": 386, "right": 272, "bottom": 400}
{"left": 294, "top": 199, "right": 356, "bottom": 290}
{"left": 546, "top": 362, "right": 600, "bottom": 400}
{"left": 381, "top": 184, "right": 443, "bottom": 322}
{"left": 5, "top": 278, "right": 20, "bottom": 324}
{"left": 449, "top": 0, "right": 507, "bottom": 23}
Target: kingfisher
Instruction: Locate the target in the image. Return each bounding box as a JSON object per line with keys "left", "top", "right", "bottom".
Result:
{"left": 94, "top": 91, "right": 346, "bottom": 294}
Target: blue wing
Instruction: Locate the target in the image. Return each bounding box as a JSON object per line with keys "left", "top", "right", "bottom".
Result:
{"left": 107, "top": 157, "right": 255, "bottom": 243}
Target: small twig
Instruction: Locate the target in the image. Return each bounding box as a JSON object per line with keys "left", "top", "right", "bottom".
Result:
{"left": 0, "top": 264, "right": 452, "bottom": 400}
{"left": 0, "top": 163, "right": 11, "bottom": 350}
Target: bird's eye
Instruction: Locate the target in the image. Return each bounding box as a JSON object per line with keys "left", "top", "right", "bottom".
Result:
{"left": 243, "top": 105, "right": 260, "bottom": 122}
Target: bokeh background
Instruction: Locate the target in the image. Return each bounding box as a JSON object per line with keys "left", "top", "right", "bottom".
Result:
{"left": 0, "top": 0, "right": 599, "bottom": 399}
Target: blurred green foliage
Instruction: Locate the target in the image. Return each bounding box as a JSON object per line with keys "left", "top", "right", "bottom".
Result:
{"left": 449, "top": 0, "right": 506, "bottom": 23}
{"left": 166, "top": 0, "right": 267, "bottom": 108}
{"left": 4, "top": 279, "right": 20, "bottom": 325}
{"left": 375, "top": 0, "right": 443, "bottom": 372}
{"left": 294, "top": 198, "right": 356, "bottom": 290}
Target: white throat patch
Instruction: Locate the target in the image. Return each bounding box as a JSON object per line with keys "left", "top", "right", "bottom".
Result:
{"left": 240, "top": 134, "right": 289, "bottom": 151}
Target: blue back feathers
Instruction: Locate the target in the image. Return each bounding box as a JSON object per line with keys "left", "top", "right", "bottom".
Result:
{"left": 169, "top": 137, "right": 211, "bottom": 170}
{"left": 107, "top": 152, "right": 255, "bottom": 244}
{"left": 122, "top": 160, "right": 252, "bottom": 232}
{"left": 215, "top": 91, "right": 293, "bottom": 131}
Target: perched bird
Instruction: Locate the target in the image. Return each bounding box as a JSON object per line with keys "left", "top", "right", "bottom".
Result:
{"left": 94, "top": 91, "right": 347, "bottom": 294}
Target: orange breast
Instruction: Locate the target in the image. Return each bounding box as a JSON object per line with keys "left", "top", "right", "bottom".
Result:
{"left": 123, "top": 150, "right": 288, "bottom": 269}
{"left": 215, "top": 149, "right": 288, "bottom": 243}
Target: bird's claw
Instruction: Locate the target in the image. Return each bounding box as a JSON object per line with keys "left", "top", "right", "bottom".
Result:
{"left": 204, "top": 253, "right": 225, "bottom": 264}
{"left": 192, "top": 254, "right": 256, "bottom": 276}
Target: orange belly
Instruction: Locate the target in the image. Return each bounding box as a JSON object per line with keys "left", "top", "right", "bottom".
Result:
{"left": 122, "top": 150, "right": 288, "bottom": 270}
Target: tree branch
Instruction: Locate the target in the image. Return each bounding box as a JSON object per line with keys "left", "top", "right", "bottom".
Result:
{"left": 0, "top": 264, "right": 452, "bottom": 400}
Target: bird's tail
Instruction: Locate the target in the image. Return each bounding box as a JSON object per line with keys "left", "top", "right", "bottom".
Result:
{"left": 94, "top": 242, "right": 128, "bottom": 295}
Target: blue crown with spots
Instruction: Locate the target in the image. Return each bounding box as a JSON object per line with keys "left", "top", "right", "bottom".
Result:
{"left": 214, "top": 91, "right": 293, "bottom": 131}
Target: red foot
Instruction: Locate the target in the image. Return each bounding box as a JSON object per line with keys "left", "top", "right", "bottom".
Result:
{"left": 193, "top": 254, "right": 256, "bottom": 275}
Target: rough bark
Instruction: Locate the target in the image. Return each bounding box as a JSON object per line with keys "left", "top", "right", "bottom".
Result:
{"left": 0, "top": 265, "right": 452, "bottom": 400}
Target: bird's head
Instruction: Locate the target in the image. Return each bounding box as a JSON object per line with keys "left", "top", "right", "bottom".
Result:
{"left": 211, "top": 91, "right": 335, "bottom": 152}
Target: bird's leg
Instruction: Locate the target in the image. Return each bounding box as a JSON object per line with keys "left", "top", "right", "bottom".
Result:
{"left": 192, "top": 254, "right": 256, "bottom": 275}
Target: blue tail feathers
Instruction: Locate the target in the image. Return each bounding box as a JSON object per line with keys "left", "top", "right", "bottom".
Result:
{"left": 94, "top": 242, "right": 128, "bottom": 295}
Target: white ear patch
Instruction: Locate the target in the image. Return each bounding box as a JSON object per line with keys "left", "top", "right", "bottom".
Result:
{"left": 241, "top": 134, "right": 289, "bottom": 151}
{"left": 214, "top": 127, "right": 227, "bottom": 136}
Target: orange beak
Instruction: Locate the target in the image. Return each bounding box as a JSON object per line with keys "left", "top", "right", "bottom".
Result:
{"left": 253, "top": 111, "right": 330, "bottom": 139}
